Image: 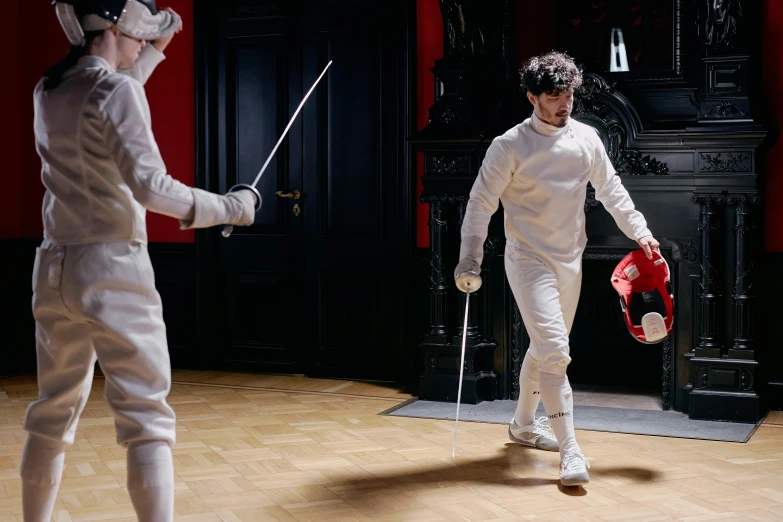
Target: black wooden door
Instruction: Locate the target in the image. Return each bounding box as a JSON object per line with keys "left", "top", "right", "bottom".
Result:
{"left": 202, "top": 1, "right": 412, "bottom": 380}
{"left": 299, "top": 1, "right": 408, "bottom": 379}
{"left": 214, "top": 6, "right": 305, "bottom": 373}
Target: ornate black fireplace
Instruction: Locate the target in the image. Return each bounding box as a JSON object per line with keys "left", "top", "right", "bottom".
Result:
{"left": 410, "top": 0, "right": 769, "bottom": 423}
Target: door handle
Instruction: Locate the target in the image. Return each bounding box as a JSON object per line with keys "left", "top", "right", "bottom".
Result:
{"left": 275, "top": 190, "right": 301, "bottom": 199}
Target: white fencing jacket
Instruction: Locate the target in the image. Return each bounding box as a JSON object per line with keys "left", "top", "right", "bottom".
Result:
{"left": 33, "top": 45, "right": 197, "bottom": 246}
{"left": 460, "top": 112, "right": 651, "bottom": 281}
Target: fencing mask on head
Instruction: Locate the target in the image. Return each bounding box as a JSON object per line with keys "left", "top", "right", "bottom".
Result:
{"left": 611, "top": 249, "right": 674, "bottom": 344}
{"left": 54, "top": 0, "right": 180, "bottom": 47}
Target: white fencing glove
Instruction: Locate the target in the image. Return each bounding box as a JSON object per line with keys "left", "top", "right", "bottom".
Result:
{"left": 179, "top": 188, "right": 260, "bottom": 230}
{"left": 455, "top": 235, "right": 485, "bottom": 293}
{"left": 454, "top": 257, "right": 482, "bottom": 293}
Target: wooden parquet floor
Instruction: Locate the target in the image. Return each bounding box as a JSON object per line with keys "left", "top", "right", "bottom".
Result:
{"left": 1, "top": 370, "right": 782, "bottom": 521}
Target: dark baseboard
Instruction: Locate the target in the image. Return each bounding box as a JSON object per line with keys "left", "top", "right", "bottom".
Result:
{"left": 764, "top": 252, "right": 783, "bottom": 411}
{"left": 688, "top": 388, "right": 761, "bottom": 423}
{"left": 0, "top": 239, "right": 42, "bottom": 376}
{"left": 413, "top": 247, "right": 432, "bottom": 381}
{"left": 147, "top": 242, "right": 198, "bottom": 369}
{"left": 0, "top": 239, "right": 198, "bottom": 376}
{"left": 768, "top": 381, "right": 783, "bottom": 412}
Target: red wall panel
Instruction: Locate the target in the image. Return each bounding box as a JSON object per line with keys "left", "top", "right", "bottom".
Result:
{"left": 1, "top": 0, "right": 22, "bottom": 239}
{"left": 416, "top": 0, "right": 443, "bottom": 248}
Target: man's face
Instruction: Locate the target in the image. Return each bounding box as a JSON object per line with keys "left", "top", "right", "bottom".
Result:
{"left": 527, "top": 90, "right": 573, "bottom": 128}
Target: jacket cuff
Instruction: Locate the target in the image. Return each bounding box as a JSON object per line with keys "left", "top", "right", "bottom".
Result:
{"left": 179, "top": 189, "right": 229, "bottom": 230}
{"left": 459, "top": 235, "right": 485, "bottom": 265}
{"left": 141, "top": 44, "right": 166, "bottom": 66}
{"left": 633, "top": 227, "right": 653, "bottom": 240}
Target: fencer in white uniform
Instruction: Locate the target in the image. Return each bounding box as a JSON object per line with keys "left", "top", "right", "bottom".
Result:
{"left": 454, "top": 51, "right": 659, "bottom": 486}
{"left": 20, "top": 2, "right": 259, "bottom": 521}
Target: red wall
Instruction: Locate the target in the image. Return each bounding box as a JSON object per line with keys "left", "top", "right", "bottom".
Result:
{"left": 3, "top": 0, "right": 194, "bottom": 243}
{"left": 143, "top": 0, "right": 195, "bottom": 243}
{"left": 1, "top": 0, "right": 22, "bottom": 239}
{"left": 763, "top": 0, "right": 783, "bottom": 253}
{"left": 416, "top": 0, "right": 442, "bottom": 248}
{"left": 515, "top": 2, "right": 557, "bottom": 67}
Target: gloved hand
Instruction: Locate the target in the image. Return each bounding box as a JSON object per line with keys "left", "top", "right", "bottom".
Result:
{"left": 454, "top": 257, "right": 482, "bottom": 293}
{"left": 179, "top": 188, "right": 261, "bottom": 229}
{"left": 224, "top": 189, "right": 259, "bottom": 226}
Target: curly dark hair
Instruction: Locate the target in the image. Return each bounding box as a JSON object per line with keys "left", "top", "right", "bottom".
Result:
{"left": 520, "top": 51, "right": 583, "bottom": 96}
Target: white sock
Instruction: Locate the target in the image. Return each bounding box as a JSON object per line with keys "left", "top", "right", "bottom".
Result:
{"left": 127, "top": 441, "right": 175, "bottom": 522}
{"left": 539, "top": 372, "right": 581, "bottom": 459}
{"left": 513, "top": 351, "right": 541, "bottom": 427}
{"left": 20, "top": 433, "right": 66, "bottom": 522}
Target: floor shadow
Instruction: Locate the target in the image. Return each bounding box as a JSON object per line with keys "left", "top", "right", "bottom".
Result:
{"left": 327, "top": 444, "right": 662, "bottom": 498}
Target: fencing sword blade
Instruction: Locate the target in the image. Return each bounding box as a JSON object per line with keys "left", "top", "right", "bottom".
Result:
{"left": 451, "top": 284, "right": 471, "bottom": 459}
{"left": 249, "top": 60, "right": 332, "bottom": 190}
{"left": 221, "top": 60, "right": 333, "bottom": 239}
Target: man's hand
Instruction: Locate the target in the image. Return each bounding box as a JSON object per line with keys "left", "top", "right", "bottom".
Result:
{"left": 637, "top": 235, "right": 660, "bottom": 259}
{"left": 454, "top": 257, "right": 482, "bottom": 293}
{"left": 151, "top": 8, "right": 183, "bottom": 53}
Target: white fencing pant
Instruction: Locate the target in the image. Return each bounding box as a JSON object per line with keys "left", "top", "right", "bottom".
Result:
{"left": 512, "top": 265, "right": 581, "bottom": 427}
{"left": 23, "top": 240, "right": 176, "bottom": 447}
{"left": 505, "top": 246, "right": 583, "bottom": 457}
{"left": 505, "top": 247, "right": 582, "bottom": 374}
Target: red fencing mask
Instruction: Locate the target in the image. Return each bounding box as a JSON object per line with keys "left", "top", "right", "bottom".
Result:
{"left": 611, "top": 249, "right": 673, "bottom": 344}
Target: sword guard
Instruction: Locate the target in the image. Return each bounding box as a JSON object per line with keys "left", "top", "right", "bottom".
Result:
{"left": 455, "top": 270, "right": 482, "bottom": 294}
{"left": 221, "top": 184, "right": 262, "bottom": 238}
{"left": 227, "top": 184, "right": 262, "bottom": 211}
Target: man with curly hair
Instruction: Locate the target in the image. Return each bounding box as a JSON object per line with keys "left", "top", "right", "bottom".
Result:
{"left": 454, "top": 51, "right": 659, "bottom": 486}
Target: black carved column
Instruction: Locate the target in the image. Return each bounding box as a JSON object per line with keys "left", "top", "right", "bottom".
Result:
{"left": 661, "top": 337, "right": 673, "bottom": 411}
{"left": 688, "top": 196, "right": 760, "bottom": 423}
{"left": 692, "top": 194, "right": 725, "bottom": 357}
{"left": 684, "top": 1, "right": 765, "bottom": 423}
{"left": 411, "top": 0, "right": 511, "bottom": 404}
{"left": 726, "top": 193, "right": 760, "bottom": 359}
{"left": 509, "top": 302, "right": 523, "bottom": 400}
{"left": 422, "top": 195, "right": 449, "bottom": 342}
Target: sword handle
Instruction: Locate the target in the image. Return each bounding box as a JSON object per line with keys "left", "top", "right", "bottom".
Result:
{"left": 221, "top": 184, "right": 262, "bottom": 239}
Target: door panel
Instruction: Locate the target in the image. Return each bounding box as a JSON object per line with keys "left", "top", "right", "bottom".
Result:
{"left": 301, "top": 1, "right": 405, "bottom": 379}
{"left": 224, "top": 271, "right": 293, "bottom": 367}
{"left": 318, "top": 272, "right": 384, "bottom": 352}
{"left": 216, "top": 16, "right": 304, "bottom": 373}
{"left": 206, "top": 0, "right": 410, "bottom": 380}
{"left": 319, "top": 32, "right": 382, "bottom": 238}
{"left": 229, "top": 37, "right": 290, "bottom": 235}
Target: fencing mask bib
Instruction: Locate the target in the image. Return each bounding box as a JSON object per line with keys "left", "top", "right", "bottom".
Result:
{"left": 611, "top": 249, "right": 673, "bottom": 344}
{"left": 54, "top": 0, "right": 180, "bottom": 46}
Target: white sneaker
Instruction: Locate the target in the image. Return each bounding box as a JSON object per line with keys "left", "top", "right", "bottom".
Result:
{"left": 508, "top": 416, "right": 559, "bottom": 451}
{"left": 560, "top": 451, "right": 590, "bottom": 486}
